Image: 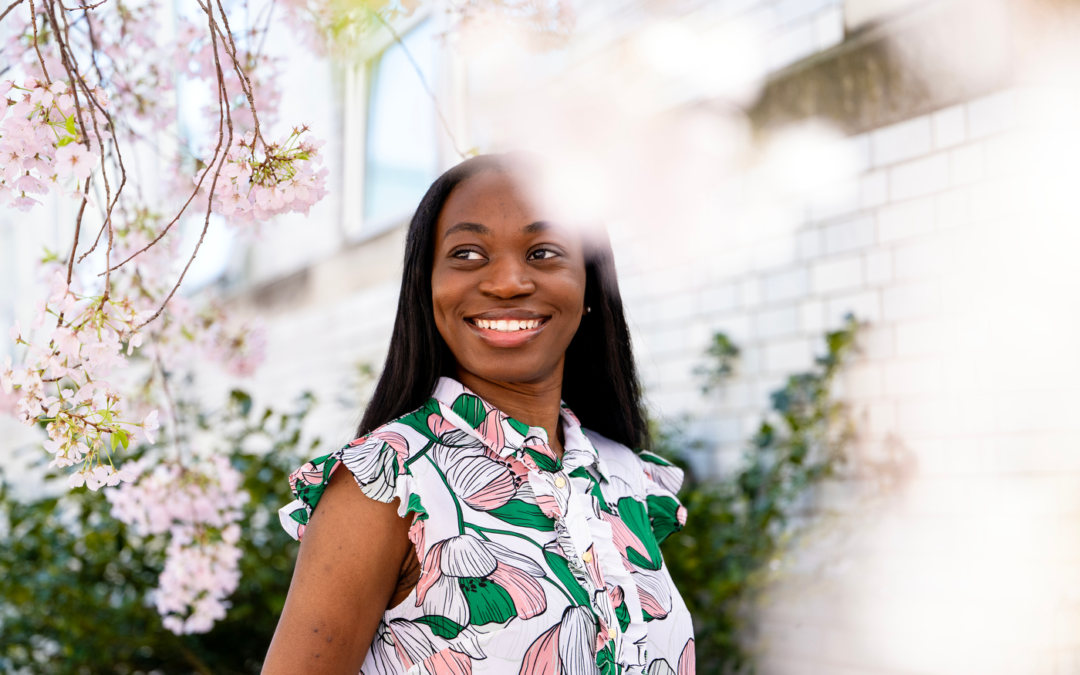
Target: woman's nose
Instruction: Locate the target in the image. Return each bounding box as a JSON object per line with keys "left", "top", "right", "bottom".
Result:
{"left": 478, "top": 255, "right": 535, "bottom": 299}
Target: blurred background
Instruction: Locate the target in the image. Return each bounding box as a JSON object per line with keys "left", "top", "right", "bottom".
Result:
{"left": 5, "top": 0, "right": 1080, "bottom": 672}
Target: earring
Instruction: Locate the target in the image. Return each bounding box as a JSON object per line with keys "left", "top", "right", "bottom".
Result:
{"left": 585, "top": 306, "right": 592, "bottom": 315}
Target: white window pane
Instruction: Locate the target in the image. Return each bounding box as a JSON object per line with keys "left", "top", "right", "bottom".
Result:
{"left": 365, "top": 19, "right": 439, "bottom": 224}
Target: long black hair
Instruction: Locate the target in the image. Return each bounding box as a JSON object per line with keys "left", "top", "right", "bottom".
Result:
{"left": 357, "top": 153, "right": 649, "bottom": 450}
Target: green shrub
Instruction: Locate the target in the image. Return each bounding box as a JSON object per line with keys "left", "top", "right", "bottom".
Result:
{"left": 656, "top": 316, "right": 859, "bottom": 673}
{"left": 0, "top": 390, "right": 318, "bottom": 675}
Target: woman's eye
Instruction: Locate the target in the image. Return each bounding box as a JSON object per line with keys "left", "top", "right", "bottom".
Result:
{"left": 453, "top": 250, "right": 485, "bottom": 261}
{"left": 529, "top": 249, "right": 558, "bottom": 260}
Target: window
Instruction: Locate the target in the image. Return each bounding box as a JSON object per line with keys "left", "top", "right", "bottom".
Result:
{"left": 363, "top": 19, "right": 439, "bottom": 226}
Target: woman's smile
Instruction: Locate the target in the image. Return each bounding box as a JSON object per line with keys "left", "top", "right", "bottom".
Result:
{"left": 464, "top": 309, "right": 551, "bottom": 347}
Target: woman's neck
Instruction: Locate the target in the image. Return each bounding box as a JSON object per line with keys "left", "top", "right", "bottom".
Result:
{"left": 455, "top": 364, "right": 566, "bottom": 459}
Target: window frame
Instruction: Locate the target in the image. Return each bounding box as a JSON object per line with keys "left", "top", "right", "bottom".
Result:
{"left": 341, "top": 8, "right": 467, "bottom": 243}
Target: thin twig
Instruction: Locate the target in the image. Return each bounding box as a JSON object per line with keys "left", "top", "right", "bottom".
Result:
{"left": 371, "top": 10, "right": 467, "bottom": 161}
{"left": 27, "top": 0, "right": 52, "bottom": 84}
{"left": 137, "top": 0, "right": 234, "bottom": 330}
{"left": 0, "top": 0, "right": 26, "bottom": 23}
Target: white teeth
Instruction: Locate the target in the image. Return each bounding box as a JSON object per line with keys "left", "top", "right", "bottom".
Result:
{"left": 473, "top": 318, "right": 543, "bottom": 332}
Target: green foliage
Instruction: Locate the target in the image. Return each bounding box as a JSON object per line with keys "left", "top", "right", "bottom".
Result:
{"left": 656, "top": 315, "right": 859, "bottom": 674}
{"left": 0, "top": 390, "right": 318, "bottom": 675}
{"left": 693, "top": 332, "right": 741, "bottom": 393}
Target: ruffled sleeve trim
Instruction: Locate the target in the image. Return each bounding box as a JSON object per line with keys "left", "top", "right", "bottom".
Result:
{"left": 637, "top": 451, "right": 688, "bottom": 546}
{"left": 277, "top": 426, "right": 423, "bottom": 542}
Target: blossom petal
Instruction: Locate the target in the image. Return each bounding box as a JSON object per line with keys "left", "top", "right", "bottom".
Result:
{"left": 440, "top": 535, "right": 497, "bottom": 578}
{"left": 518, "top": 622, "right": 560, "bottom": 675}
{"left": 489, "top": 562, "right": 546, "bottom": 620}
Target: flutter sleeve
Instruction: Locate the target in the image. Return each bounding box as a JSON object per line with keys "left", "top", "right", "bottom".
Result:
{"left": 636, "top": 451, "right": 688, "bottom": 546}
{"left": 278, "top": 427, "right": 416, "bottom": 541}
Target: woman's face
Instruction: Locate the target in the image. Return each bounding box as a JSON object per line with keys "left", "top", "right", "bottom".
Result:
{"left": 431, "top": 170, "right": 588, "bottom": 387}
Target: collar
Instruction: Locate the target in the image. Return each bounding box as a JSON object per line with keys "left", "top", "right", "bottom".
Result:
{"left": 431, "top": 376, "right": 610, "bottom": 481}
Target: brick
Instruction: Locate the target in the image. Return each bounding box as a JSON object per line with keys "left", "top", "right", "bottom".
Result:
{"left": 865, "top": 249, "right": 893, "bottom": 285}
{"left": 764, "top": 337, "right": 814, "bottom": 373}
{"left": 883, "top": 358, "right": 943, "bottom": 396}
{"left": 825, "top": 289, "right": 881, "bottom": 324}
{"left": 983, "top": 133, "right": 1023, "bottom": 177}
{"left": 936, "top": 188, "right": 970, "bottom": 229}
{"left": 889, "top": 153, "right": 950, "bottom": 201}
{"left": 811, "top": 255, "right": 863, "bottom": 293}
{"left": 800, "top": 298, "right": 825, "bottom": 334}
{"left": 768, "top": 20, "right": 818, "bottom": 71}
{"left": 878, "top": 197, "right": 935, "bottom": 242}
{"left": 867, "top": 401, "right": 897, "bottom": 437}
{"left": 968, "top": 90, "right": 1018, "bottom": 140}
{"left": 701, "top": 283, "right": 737, "bottom": 314}
{"left": 859, "top": 169, "right": 889, "bottom": 208}
{"left": 824, "top": 214, "right": 875, "bottom": 254}
{"left": 894, "top": 238, "right": 950, "bottom": 281}
{"left": 949, "top": 143, "right": 985, "bottom": 186}
{"left": 871, "top": 116, "right": 932, "bottom": 166}
{"left": 932, "top": 105, "right": 966, "bottom": 149}
{"left": 656, "top": 292, "right": 698, "bottom": 322}
{"left": 882, "top": 281, "right": 940, "bottom": 320}
{"left": 763, "top": 267, "right": 809, "bottom": 302}
{"left": 739, "top": 276, "right": 762, "bottom": 308}
{"left": 756, "top": 305, "right": 800, "bottom": 338}
{"left": 896, "top": 319, "right": 950, "bottom": 357}
{"left": 845, "top": 362, "right": 883, "bottom": 398}
{"left": 797, "top": 228, "right": 822, "bottom": 260}
{"left": 808, "top": 182, "right": 860, "bottom": 222}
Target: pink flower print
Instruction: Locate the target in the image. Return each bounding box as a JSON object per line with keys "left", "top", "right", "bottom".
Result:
{"left": 678, "top": 638, "right": 695, "bottom": 675}
{"left": 519, "top": 622, "right": 559, "bottom": 675}
{"left": 296, "top": 523, "right": 306, "bottom": 540}
{"left": 446, "top": 455, "right": 516, "bottom": 511}
{"left": 428, "top": 412, "right": 459, "bottom": 440}
{"left": 535, "top": 493, "right": 562, "bottom": 519}
{"left": 408, "top": 516, "right": 426, "bottom": 564}
{"left": 425, "top": 649, "right": 472, "bottom": 675}
{"left": 385, "top": 618, "right": 484, "bottom": 674}
{"left": 582, "top": 545, "right": 604, "bottom": 589}
{"left": 518, "top": 606, "right": 597, "bottom": 675}
{"left": 601, "top": 511, "right": 649, "bottom": 562}
{"left": 595, "top": 617, "right": 611, "bottom": 654}
{"left": 488, "top": 561, "right": 545, "bottom": 620}
{"left": 416, "top": 540, "right": 447, "bottom": 604}
{"left": 476, "top": 408, "right": 506, "bottom": 450}
{"left": 287, "top": 461, "right": 323, "bottom": 491}
{"left": 633, "top": 569, "right": 673, "bottom": 620}
{"left": 608, "top": 584, "right": 624, "bottom": 609}
{"left": 416, "top": 535, "right": 547, "bottom": 624}
{"left": 369, "top": 430, "right": 410, "bottom": 470}
{"left": 677, "top": 505, "right": 688, "bottom": 526}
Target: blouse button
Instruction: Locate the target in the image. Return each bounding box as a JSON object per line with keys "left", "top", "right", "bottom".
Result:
{"left": 554, "top": 476, "right": 566, "bottom": 488}
{"left": 582, "top": 550, "right": 593, "bottom": 563}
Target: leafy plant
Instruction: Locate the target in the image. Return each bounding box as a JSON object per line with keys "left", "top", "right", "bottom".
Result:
{"left": 0, "top": 390, "right": 318, "bottom": 675}
{"left": 656, "top": 315, "right": 859, "bottom": 673}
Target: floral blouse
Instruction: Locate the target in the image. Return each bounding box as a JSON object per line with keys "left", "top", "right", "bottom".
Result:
{"left": 278, "top": 377, "right": 695, "bottom": 675}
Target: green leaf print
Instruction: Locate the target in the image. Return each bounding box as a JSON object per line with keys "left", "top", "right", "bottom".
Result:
{"left": 452, "top": 394, "right": 486, "bottom": 428}
{"left": 638, "top": 451, "right": 675, "bottom": 467}
{"left": 487, "top": 500, "right": 555, "bottom": 531}
{"left": 287, "top": 508, "right": 309, "bottom": 525}
{"left": 645, "top": 494, "right": 682, "bottom": 545}
{"left": 596, "top": 643, "right": 618, "bottom": 675}
{"left": 617, "top": 497, "right": 663, "bottom": 571}
{"left": 415, "top": 615, "right": 465, "bottom": 639}
{"left": 507, "top": 417, "right": 529, "bottom": 437}
{"left": 525, "top": 448, "right": 561, "bottom": 472}
{"left": 408, "top": 493, "right": 429, "bottom": 521}
{"left": 615, "top": 599, "right": 631, "bottom": 632}
{"left": 396, "top": 398, "right": 443, "bottom": 442}
{"left": 542, "top": 550, "right": 591, "bottom": 606}
{"left": 459, "top": 577, "right": 516, "bottom": 625}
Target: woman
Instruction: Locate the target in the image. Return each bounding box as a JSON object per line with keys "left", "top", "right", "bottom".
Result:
{"left": 263, "top": 153, "right": 694, "bottom": 675}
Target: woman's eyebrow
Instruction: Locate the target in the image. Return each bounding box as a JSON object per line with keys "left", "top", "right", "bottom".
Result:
{"left": 523, "top": 220, "right": 551, "bottom": 234}
{"left": 444, "top": 222, "right": 490, "bottom": 238}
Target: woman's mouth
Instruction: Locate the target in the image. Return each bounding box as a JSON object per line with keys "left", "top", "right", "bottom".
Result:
{"left": 464, "top": 313, "right": 550, "bottom": 347}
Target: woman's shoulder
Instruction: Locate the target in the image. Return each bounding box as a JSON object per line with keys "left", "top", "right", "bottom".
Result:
{"left": 279, "top": 403, "right": 437, "bottom": 541}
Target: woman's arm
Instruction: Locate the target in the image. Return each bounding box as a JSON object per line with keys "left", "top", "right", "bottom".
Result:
{"left": 262, "top": 467, "right": 413, "bottom": 674}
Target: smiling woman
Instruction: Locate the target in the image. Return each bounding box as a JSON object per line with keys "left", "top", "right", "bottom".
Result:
{"left": 262, "top": 154, "right": 695, "bottom": 675}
